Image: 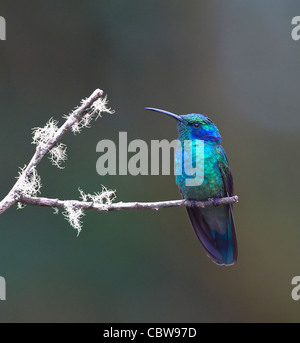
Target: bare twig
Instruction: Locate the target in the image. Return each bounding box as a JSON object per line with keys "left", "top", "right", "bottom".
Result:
{"left": 18, "top": 194, "right": 238, "bottom": 211}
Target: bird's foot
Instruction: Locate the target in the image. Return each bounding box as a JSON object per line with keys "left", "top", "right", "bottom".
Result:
{"left": 212, "top": 198, "right": 221, "bottom": 207}
{"left": 190, "top": 200, "right": 197, "bottom": 208}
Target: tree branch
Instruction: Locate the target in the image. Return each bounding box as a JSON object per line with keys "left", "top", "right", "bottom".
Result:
{"left": 0, "top": 89, "right": 103, "bottom": 215}
{"left": 18, "top": 194, "right": 238, "bottom": 211}
{"left": 0, "top": 88, "right": 239, "bottom": 234}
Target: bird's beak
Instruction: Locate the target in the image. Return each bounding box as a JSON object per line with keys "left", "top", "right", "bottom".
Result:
{"left": 145, "top": 107, "right": 183, "bottom": 122}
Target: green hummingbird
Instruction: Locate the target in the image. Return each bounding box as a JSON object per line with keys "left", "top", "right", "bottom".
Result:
{"left": 145, "top": 107, "right": 237, "bottom": 266}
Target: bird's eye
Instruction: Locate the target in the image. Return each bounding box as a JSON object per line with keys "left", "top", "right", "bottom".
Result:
{"left": 192, "top": 122, "right": 200, "bottom": 128}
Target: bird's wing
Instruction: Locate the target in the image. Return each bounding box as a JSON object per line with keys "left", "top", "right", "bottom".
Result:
{"left": 216, "top": 145, "right": 238, "bottom": 264}
{"left": 217, "top": 145, "right": 234, "bottom": 197}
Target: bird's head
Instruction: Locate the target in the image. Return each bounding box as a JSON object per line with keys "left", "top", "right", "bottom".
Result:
{"left": 145, "top": 108, "right": 221, "bottom": 143}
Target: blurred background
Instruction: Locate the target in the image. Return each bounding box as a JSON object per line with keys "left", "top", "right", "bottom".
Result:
{"left": 0, "top": 0, "right": 299, "bottom": 322}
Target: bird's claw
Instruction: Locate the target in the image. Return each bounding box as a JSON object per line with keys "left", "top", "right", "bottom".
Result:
{"left": 213, "top": 198, "right": 221, "bottom": 206}
{"left": 190, "top": 200, "right": 197, "bottom": 208}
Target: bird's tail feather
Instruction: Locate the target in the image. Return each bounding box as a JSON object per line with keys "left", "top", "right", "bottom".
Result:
{"left": 186, "top": 205, "right": 237, "bottom": 265}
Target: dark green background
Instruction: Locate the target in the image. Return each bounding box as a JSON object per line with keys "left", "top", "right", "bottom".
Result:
{"left": 0, "top": 0, "right": 299, "bottom": 322}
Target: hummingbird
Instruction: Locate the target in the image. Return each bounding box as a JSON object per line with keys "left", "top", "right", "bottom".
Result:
{"left": 145, "top": 107, "right": 237, "bottom": 266}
